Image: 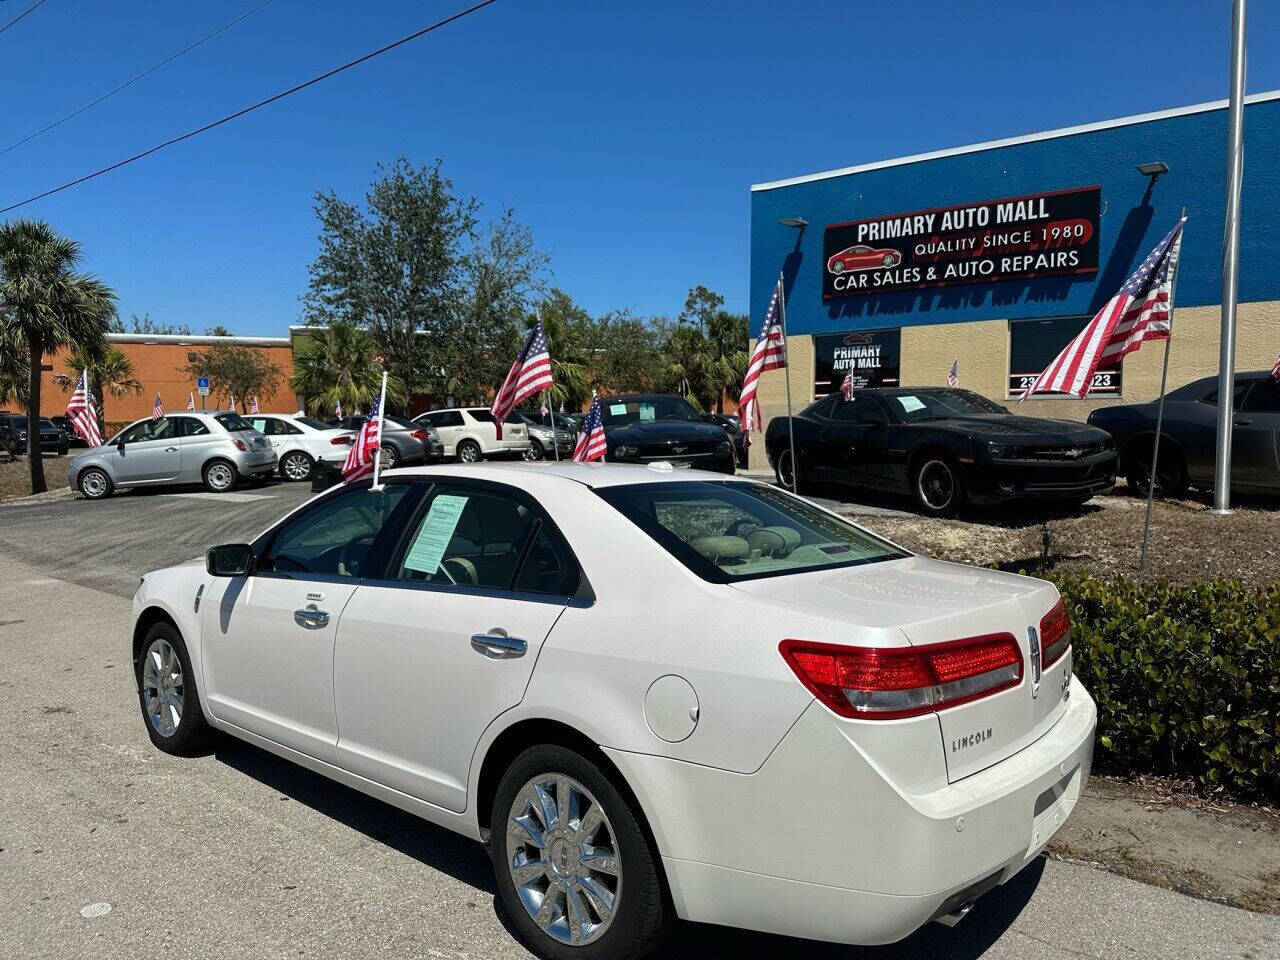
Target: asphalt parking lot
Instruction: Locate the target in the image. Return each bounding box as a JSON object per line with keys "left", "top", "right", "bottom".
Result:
{"left": 1, "top": 481, "right": 1278, "bottom": 959}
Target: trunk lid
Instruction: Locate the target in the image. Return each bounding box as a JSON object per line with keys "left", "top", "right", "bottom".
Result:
{"left": 731, "top": 555, "right": 1072, "bottom": 781}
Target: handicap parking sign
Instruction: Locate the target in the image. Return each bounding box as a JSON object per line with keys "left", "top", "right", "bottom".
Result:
{"left": 196, "top": 376, "right": 210, "bottom": 396}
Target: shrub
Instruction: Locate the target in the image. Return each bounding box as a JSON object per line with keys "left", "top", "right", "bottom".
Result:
{"left": 1050, "top": 574, "right": 1280, "bottom": 802}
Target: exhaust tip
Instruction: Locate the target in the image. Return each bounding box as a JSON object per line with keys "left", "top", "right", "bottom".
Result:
{"left": 933, "top": 902, "right": 974, "bottom": 927}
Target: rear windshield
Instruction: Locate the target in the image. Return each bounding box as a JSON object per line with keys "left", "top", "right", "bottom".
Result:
{"left": 385, "top": 415, "right": 418, "bottom": 430}
{"left": 294, "top": 415, "right": 331, "bottom": 430}
{"left": 597, "top": 481, "right": 907, "bottom": 583}
{"left": 215, "top": 413, "right": 253, "bottom": 432}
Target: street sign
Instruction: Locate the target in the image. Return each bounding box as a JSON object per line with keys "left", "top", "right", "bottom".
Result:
{"left": 196, "top": 376, "right": 210, "bottom": 397}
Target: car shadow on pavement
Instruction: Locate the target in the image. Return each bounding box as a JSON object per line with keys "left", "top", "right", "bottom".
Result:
{"left": 216, "top": 735, "right": 1042, "bottom": 958}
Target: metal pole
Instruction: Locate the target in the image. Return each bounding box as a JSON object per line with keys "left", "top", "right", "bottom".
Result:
{"left": 1213, "top": 0, "right": 1246, "bottom": 514}
{"left": 546, "top": 388, "right": 559, "bottom": 461}
{"left": 369, "top": 370, "right": 389, "bottom": 490}
{"left": 778, "top": 272, "right": 798, "bottom": 490}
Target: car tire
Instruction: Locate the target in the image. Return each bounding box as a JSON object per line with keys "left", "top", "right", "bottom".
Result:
{"left": 774, "top": 448, "right": 808, "bottom": 494}
{"left": 883, "top": 254, "right": 895, "bottom": 267}
{"left": 913, "top": 455, "right": 966, "bottom": 517}
{"left": 1125, "top": 444, "right": 1188, "bottom": 500}
{"left": 457, "top": 439, "right": 482, "bottom": 464}
{"left": 78, "top": 467, "right": 114, "bottom": 500}
{"left": 135, "top": 620, "right": 213, "bottom": 755}
{"left": 280, "top": 450, "right": 313, "bottom": 482}
{"left": 830, "top": 261, "right": 845, "bottom": 274}
{"left": 524, "top": 440, "right": 546, "bottom": 462}
{"left": 379, "top": 443, "right": 399, "bottom": 470}
{"left": 202, "top": 459, "right": 239, "bottom": 493}
{"left": 491, "top": 744, "right": 673, "bottom": 960}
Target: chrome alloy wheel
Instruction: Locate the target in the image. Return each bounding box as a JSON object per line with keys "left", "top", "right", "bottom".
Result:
{"left": 141, "top": 636, "right": 184, "bottom": 738}
{"left": 205, "top": 462, "right": 235, "bottom": 491}
{"left": 918, "top": 458, "right": 955, "bottom": 511}
{"left": 281, "top": 451, "right": 311, "bottom": 480}
{"left": 507, "top": 774, "right": 622, "bottom": 946}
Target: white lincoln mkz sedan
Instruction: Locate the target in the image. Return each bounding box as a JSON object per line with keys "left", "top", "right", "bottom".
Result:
{"left": 131, "top": 461, "right": 1095, "bottom": 959}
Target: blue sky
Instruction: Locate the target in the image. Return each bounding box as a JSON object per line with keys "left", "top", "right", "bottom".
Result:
{"left": 3, "top": 0, "right": 1278, "bottom": 336}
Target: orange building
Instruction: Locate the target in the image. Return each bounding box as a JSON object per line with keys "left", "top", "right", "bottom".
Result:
{"left": 39, "top": 333, "right": 297, "bottom": 432}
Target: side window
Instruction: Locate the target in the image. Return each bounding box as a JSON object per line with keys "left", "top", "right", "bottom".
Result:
{"left": 121, "top": 418, "right": 176, "bottom": 443}
{"left": 422, "top": 412, "right": 441, "bottom": 427}
{"left": 833, "top": 397, "right": 884, "bottom": 423}
{"left": 263, "top": 484, "right": 411, "bottom": 578}
{"left": 250, "top": 418, "right": 268, "bottom": 433}
{"left": 179, "top": 418, "right": 211, "bottom": 437}
{"left": 1240, "top": 379, "right": 1280, "bottom": 413}
{"left": 1202, "top": 382, "right": 1252, "bottom": 407}
{"left": 393, "top": 485, "right": 577, "bottom": 596}
{"left": 272, "top": 419, "right": 303, "bottom": 435}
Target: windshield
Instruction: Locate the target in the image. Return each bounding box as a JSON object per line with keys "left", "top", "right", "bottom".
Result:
{"left": 215, "top": 413, "right": 253, "bottom": 432}
{"left": 597, "top": 481, "right": 907, "bottom": 583}
{"left": 294, "top": 415, "right": 331, "bottom": 430}
{"left": 602, "top": 397, "right": 697, "bottom": 427}
{"left": 885, "top": 390, "right": 1007, "bottom": 422}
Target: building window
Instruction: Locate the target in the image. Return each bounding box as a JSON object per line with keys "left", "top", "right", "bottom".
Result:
{"left": 1008, "top": 316, "right": 1122, "bottom": 398}
{"left": 814, "top": 328, "right": 901, "bottom": 398}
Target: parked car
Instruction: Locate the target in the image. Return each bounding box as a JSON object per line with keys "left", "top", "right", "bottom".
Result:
{"left": 49, "top": 414, "right": 85, "bottom": 447}
{"left": 597, "top": 394, "right": 736, "bottom": 474}
{"left": 1087, "top": 370, "right": 1280, "bottom": 498}
{"left": 514, "top": 411, "right": 575, "bottom": 460}
{"left": 67, "top": 412, "right": 277, "bottom": 499}
{"left": 131, "top": 461, "right": 1094, "bottom": 959}
{"left": 411, "top": 407, "right": 531, "bottom": 462}
{"left": 246, "top": 412, "right": 356, "bottom": 482}
{"left": 0, "top": 414, "right": 70, "bottom": 457}
{"left": 329, "top": 414, "right": 443, "bottom": 468}
{"left": 826, "top": 244, "right": 902, "bottom": 274}
{"left": 699, "top": 412, "right": 748, "bottom": 467}
{"left": 766, "top": 387, "right": 1116, "bottom": 516}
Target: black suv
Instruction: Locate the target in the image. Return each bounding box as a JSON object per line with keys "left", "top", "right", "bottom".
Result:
{"left": 0, "top": 414, "right": 70, "bottom": 457}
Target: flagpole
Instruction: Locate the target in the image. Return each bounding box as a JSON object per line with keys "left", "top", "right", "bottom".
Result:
{"left": 369, "top": 370, "right": 389, "bottom": 491}
{"left": 546, "top": 389, "right": 560, "bottom": 461}
{"left": 1138, "top": 212, "right": 1186, "bottom": 572}
{"left": 777, "top": 272, "right": 798, "bottom": 490}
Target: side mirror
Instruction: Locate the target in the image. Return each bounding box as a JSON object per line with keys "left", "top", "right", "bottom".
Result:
{"left": 207, "top": 543, "right": 254, "bottom": 577}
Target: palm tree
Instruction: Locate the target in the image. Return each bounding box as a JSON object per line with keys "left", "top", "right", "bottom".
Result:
{"left": 289, "top": 321, "right": 404, "bottom": 416}
{"left": 705, "top": 310, "right": 750, "bottom": 414}
{"left": 52, "top": 344, "right": 143, "bottom": 438}
{"left": 0, "top": 220, "right": 116, "bottom": 493}
{"left": 526, "top": 291, "right": 591, "bottom": 411}
{"left": 661, "top": 324, "right": 714, "bottom": 410}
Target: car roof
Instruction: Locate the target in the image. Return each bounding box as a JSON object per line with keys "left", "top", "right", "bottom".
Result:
{"left": 381, "top": 460, "right": 756, "bottom": 490}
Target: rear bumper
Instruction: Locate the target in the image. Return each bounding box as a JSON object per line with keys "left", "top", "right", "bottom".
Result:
{"left": 967, "top": 453, "right": 1117, "bottom": 504}
{"left": 607, "top": 677, "right": 1096, "bottom": 945}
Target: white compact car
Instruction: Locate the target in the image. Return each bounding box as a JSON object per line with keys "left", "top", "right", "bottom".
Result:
{"left": 130, "top": 462, "right": 1094, "bottom": 959}
{"left": 246, "top": 412, "right": 356, "bottom": 482}
{"left": 413, "top": 407, "right": 531, "bottom": 462}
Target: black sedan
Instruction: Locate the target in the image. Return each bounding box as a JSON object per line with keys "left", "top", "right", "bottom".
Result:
{"left": 765, "top": 387, "right": 1116, "bottom": 516}
{"left": 600, "top": 394, "right": 736, "bottom": 474}
{"left": 1087, "top": 371, "right": 1280, "bottom": 498}
{"left": 699, "top": 412, "right": 749, "bottom": 467}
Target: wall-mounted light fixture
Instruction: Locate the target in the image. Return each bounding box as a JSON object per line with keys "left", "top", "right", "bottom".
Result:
{"left": 777, "top": 217, "right": 808, "bottom": 229}
{"left": 1136, "top": 161, "right": 1169, "bottom": 177}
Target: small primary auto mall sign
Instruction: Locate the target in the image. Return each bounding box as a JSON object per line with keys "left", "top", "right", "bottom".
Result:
{"left": 822, "top": 185, "right": 1101, "bottom": 300}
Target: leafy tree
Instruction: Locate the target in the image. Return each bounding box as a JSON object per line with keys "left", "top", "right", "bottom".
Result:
{"left": 180, "top": 344, "right": 282, "bottom": 414}
{"left": 205, "top": 324, "right": 232, "bottom": 337}
{"left": 109, "top": 312, "right": 191, "bottom": 336}
{"left": 52, "top": 344, "right": 142, "bottom": 437}
{"left": 679, "top": 285, "right": 725, "bottom": 333}
{"left": 660, "top": 323, "right": 715, "bottom": 410}
{"left": 588, "top": 311, "right": 670, "bottom": 395}
{"left": 0, "top": 220, "right": 116, "bottom": 493}
{"left": 705, "top": 309, "right": 749, "bottom": 413}
{"left": 289, "top": 321, "right": 405, "bottom": 417}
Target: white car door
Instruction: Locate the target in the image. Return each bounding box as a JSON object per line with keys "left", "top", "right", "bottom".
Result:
{"left": 333, "top": 480, "right": 584, "bottom": 812}
{"left": 200, "top": 482, "right": 416, "bottom": 762}
{"left": 431, "top": 411, "right": 465, "bottom": 455}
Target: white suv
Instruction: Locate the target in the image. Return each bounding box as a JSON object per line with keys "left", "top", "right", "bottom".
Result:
{"left": 246, "top": 413, "right": 356, "bottom": 482}
{"left": 413, "top": 407, "right": 530, "bottom": 462}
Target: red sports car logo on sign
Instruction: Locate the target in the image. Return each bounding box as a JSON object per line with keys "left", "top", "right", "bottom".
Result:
{"left": 827, "top": 245, "right": 902, "bottom": 274}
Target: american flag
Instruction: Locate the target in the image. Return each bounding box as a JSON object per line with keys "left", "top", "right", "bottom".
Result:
{"left": 739, "top": 274, "right": 787, "bottom": 448}
{"left": 839, "top": 370, "right": 853, "bottom": 399}
{"left": 573, "top": 394, "right": 606, "bottom": 462}
{"left": 491, "top": 321, "right": 554, "bottom": 438}
{"left": 1023, "top": 217, "right": 1185, "bottom": 400}
{"left": 186, "top": 392, "right": 195, "bottom": 411}
{"left": 228, "top": 395, "right": 236, "bottom": 412}
{"left": 334, "top": 400, "right": 343, "bottom": 419}
{"left": 948, "top": 358, "right": 959, "bottom": 388}
{"left": 65, "top": 369, "right": 102, "bottom": 447}
{"left": 342, "top": 377, "right": 385, "bottom": 482}
{"left": 1271, "top": 352, "right": 1280, "bottom": 383}
{"left": 152, "top": 394, "right": 164, "bottom": 419}
{"left": 249, "top": 395, "right": 260, "bottom": 415}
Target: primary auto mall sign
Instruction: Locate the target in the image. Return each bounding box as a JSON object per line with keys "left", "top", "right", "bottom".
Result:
{"left": 822, "top": 185, "right": 1101, "bottom": 300}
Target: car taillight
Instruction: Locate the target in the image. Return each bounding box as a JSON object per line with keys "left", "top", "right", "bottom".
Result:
{"left": 233, "top": 439, "right": 248, "bottom": 452}
{"left": 410, "top": 429, "right": 428, "bottom": 440}
{"left": 331, "top": 435, "right": 352, "bottom": 445}
{"left": 1039, "top": 598, "right": 1072, "bottom": 668}
{"left": 779, "top": 635, "right": 1023, "bottom": 720}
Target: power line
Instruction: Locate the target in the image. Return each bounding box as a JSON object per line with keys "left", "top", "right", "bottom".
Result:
{"left": 1, "top": 0, "right": 499, "bottom": 215}
{"left": 1, "top": 0, "right": 275, "bottom": 160}
{"left": 0, "top": 0, "right": 47, "bottom": 34}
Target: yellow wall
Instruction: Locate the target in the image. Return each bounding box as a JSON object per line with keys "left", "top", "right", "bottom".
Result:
{"left": 747, "top": 299, "right": 1280, "bottom": 471}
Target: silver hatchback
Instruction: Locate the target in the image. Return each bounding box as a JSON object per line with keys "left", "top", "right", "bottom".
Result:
{"left": 68, "top": 411, "right": 278, "bottom": 499}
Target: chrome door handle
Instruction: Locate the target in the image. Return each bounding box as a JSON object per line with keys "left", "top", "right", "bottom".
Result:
{"left": 294, "top": 606, "right": 330, "bottom": 629}
{"left": 470, "top": 630, "right": 527, "bottom": 658}
{"left": 165, "top": 446, "right": 179, "bottom": 452}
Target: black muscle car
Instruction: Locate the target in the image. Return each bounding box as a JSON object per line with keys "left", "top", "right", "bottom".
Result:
{"left": 765, "top": 387, "right": 1116, "bottom": 516}
{"left": 599, "top": 394, "right": 736, "bottom": 474}
{"left": 1087, "top": 371, "right": 1280, "bottom": 498}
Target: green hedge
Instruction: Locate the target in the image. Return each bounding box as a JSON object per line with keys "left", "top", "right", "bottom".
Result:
{"left": 1050, "top": 574, "right": 1280, "bottom": 801}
